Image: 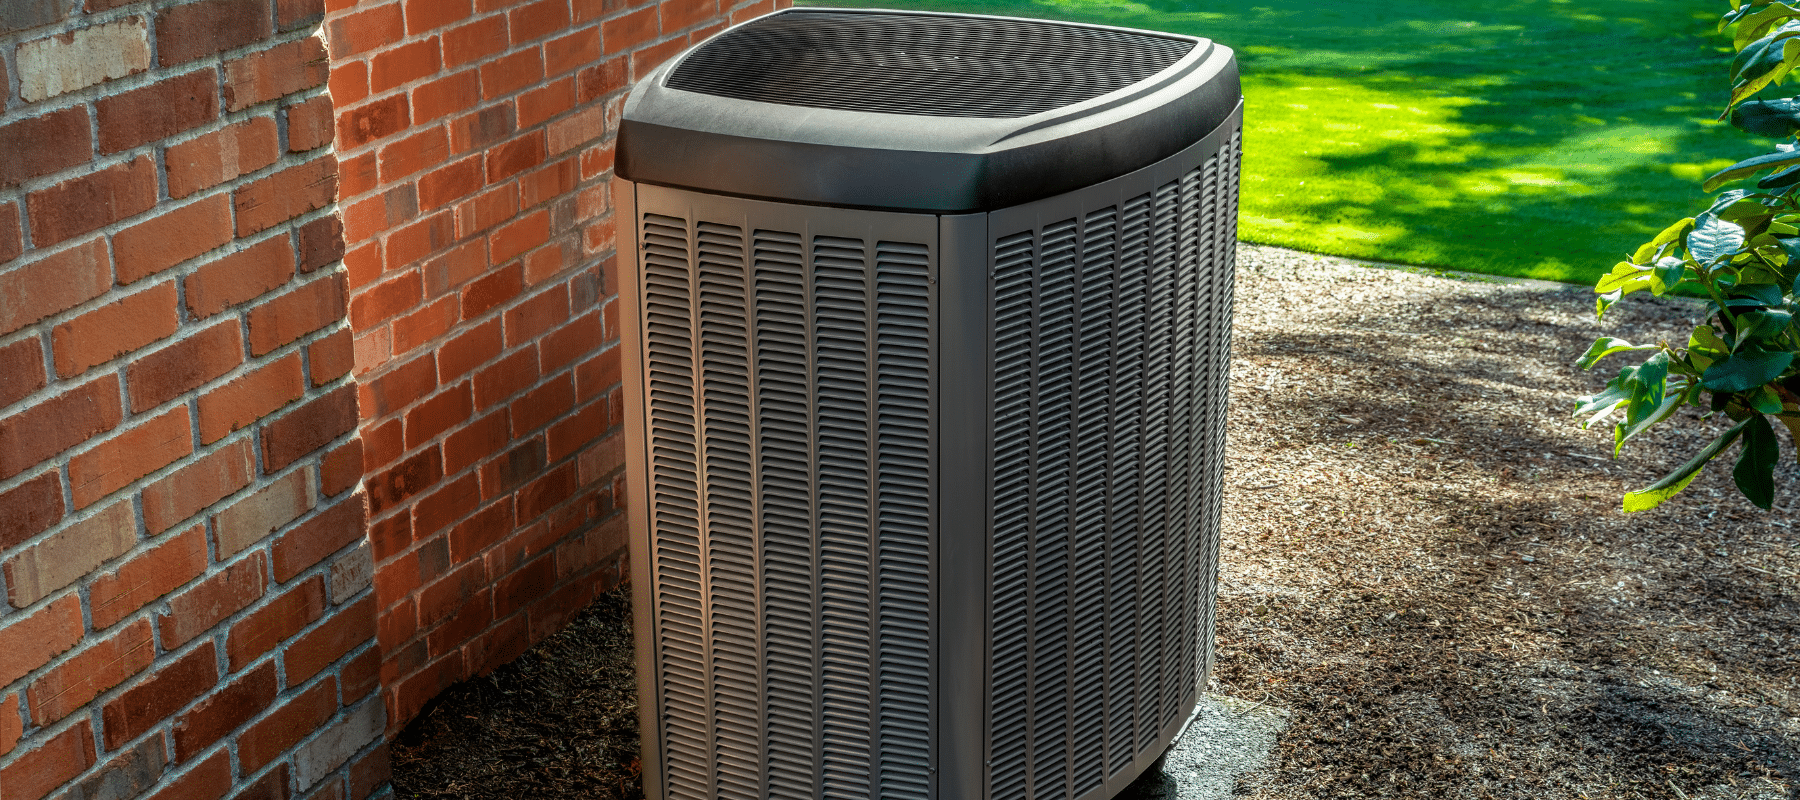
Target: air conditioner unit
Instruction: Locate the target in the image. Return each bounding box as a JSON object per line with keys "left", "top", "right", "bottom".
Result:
{"left": 613, "top": 9, "right": 1240, "bottom": 799}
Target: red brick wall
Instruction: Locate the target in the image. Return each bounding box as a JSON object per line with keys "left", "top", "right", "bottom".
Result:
{"left": 322, "top": 0, "right": 784, "bottom": 732}
{"left": 0, "top": 2, "right": 382, "bottom": 800}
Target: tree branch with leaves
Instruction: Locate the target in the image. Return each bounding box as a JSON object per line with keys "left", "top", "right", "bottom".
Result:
{"left": 1576, "top": 0, "right": 1800, "bottom": 512}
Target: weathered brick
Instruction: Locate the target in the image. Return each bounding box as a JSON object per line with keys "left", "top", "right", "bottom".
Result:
{"left": 348, "top": 742, "right": 391, "bottom": 800}
{"left": 95, "top": 68, "right": 220, "bottom": 154}
{"left": 288, "top": 94, "right": 336, "bottom": 154}
{"left": 490, "top": 209, "right": 550, "bottom": 264}
{"left": 360, "top": 352, "right": 436, "bottom": 418}
{"left": 0, "top": 720, "right": 95, "bottom": 800}
{"left": 548, "top": 399, "right": 607, "bottom": 462}
{"left": 378, "top": 126, "right": 449, "bottom": 183}
{"left": 236, "top": 156, "right": 337, "bottom": 236}
{"left": 449, "top": 104, "right": 516, "bottom": 158}
{"left": 159, "top": 552, "right": 267, "bottom": 650}
{"left": 0, "top": 470, "right": 61, "bottom": 552}
{"left": 517, "top": 78, "right": 575, "bottom": 130}
{"left": 520, "top": 157, "right": 577, "bottom": 212}
{"left": 341, "top": 642, "right": 381, "bottom": 707}
{"left": 113, "top": 193, "right": 234, "bottom": 284}
{"left": 438, "top": 317, "right": 502, "bottom": 382}
{"left": 575, "top": 58, "right": 627, "bottom": 105}
{"left": 61, "top": 736, "right": 166, "bottom": 800}
{"left": 393, "top": 296, "right": 458, "bottom": 355}
{"left": 186, "top": 235, "right": 295, "bottom": 319}
{"left": 285, "top": 595, "right": 376, "bottom": 685}
{"left": 492, "top": 551, "right": 551, "bottom": 618}
{"left": 27, "top": 617, "right": 153, "bottom": 725}
{"left": 0, "top": 594, "right": 82, "bottom": 688}
{"left": 51, "top": 280, "right": 179, "bottom": 377}
{"left": 503, "top": 280, "right": 568, "bottom": 346}
{"left": 0, "top": 338, "right": 45, "bottom": 411}
{"left": 157, "top": 0, "right": 273, "bottom": 67}
{"left": 0, "top": 693, "right": 17, "bottom": 757}
{"left": 485, "top": 131, "right": 545, "bottom": 185}
{"left": 0, "top": 373, "right": 122, "bottom": 480}
{"left": 0, "top": 106, "right": 91, "bottom": 189}
{"left": 309, "top": 328, "right": 356, "bottom": 386}
{"left": 327, "top": 2, "right": 404, "bottom": 57}
{"left": 0, "top": 203, "right": 18, "bottom": 264}
{"left": 322, "top": 439, "right": 364, "bottom": 497}
{"left": 236, "top": 676, "right": 336, "bottom": 773}
{"left": 166, "top": 116, "right": 281, "bottom": 199}
{"left": 405, "top": 0, "right": 469, "bottom": 33}
{"left": 127, "top": 320, "right": 243, "bottom": 413}
{"left": 172, "top": 662, "right": 276, "bottom": 762}
{"left": 248, "top": 273, "right": 349, "bottom": 357}
{"left": 384, "top": 213, "right": 453, "bottom": 273}
{"left": 299, "top": 215, "right": 347, "bottom": 273}
{"left": 26, "top": 156, "right": 157, "bottom": 246}
{"left": 327, "top": 541, "right": 373, "bottom": 602}
{"left": 262, "top": 383, "right": 358, "bottom": 472}
{"left": 509, "top": 0, "right": 570, "bottom": 43}
{"left": 69, "top": 405, "right": 193, "bottom": 510}
{"left": 603, "top": 6, "right": 658, "bottom": 54}
{"left": 101, "top": 641, "right": 218, "bottom": 750}
{"left": 294, "top": 697, "right": 385, "bottom": 790}
{"left": 227, "top": 576, "right": 324, "bottom": 670}
{"left": 89, "top": 525, "right": 207, "bottom": 629}
{"left": 413, "top": 472, "right": 477, "bottom": 537}
{"left": 545, "top": 28, "right": 601, "bottom": 78}
{"left": 510, "top": 373, "right": 573, "bottom": 436}
{"left": 632, "top": 36, "right": 690, "bottom": 78}
{"left": 142, "top": 751, "right": 231, "bottom": 800}
{"left": 14, "top": 17, "right": 149, "bottom": 102}
{"left": 223, "top": 35, "right": 328, "bottom": 111}
{"left": 198, "top": 353, "right": 305, "bottom": 444}
{"left": 443, "top": 14, "right": 508, "bottom": 67}
{"left": 660, "top": 0, "right": 718, "bottom": 33}
{"left": 141, "top": 438, "right": 252, "bottom": 536}
{"left": 1, "top": 239, "right": 111, "bottom": 337}
{"left": 412, "top": 70, "right": 480, "bottom": 125}
{"left": 337, "top": 93, "right": 410, "bottom": 150}
{"left": 481, "top": 48, "right": 543, "bottom": 100}
{"left": 214, "top": 468, "right": 313, "bottom": 557}
{"left": 541, "top": 310, "right": 602, "bottom": 374}
{"left": 278, "top": 0, "right": 325, "bottom": 30}
{"left": 271, "top": 492, "right": 367, "bottom": 582}
{"left": 329, "top": 60, "right": 368, "bottom": 109}
{"left": 472, "top": 347, "right": 538, "bottom": 411}
{"left": 371, "top": 36, "right": 440, "bottom": 94}
{"left": 517, "top": 460, "right": 577, "bottom": 522}
{"left": 360, "top": 419, "right": 403, "bottom": 474}
{"left": 367, "top": 446, "right": 443, "bottom": 515}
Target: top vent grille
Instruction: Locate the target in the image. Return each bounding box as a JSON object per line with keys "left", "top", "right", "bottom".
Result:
{"left": 665, "top": 10, "right": 1196, "bottom": 118}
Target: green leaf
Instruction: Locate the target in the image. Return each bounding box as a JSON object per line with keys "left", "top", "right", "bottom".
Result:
{"left": 1689, "top": 325, "right": 1732, "bottom": 372}
{"left": 1752, "top": 385, "right": 1787, "bottom": 413}
{"left": 1703, "top": 350, "right": 1796, "bottom": 391}
{"left": 1623, "top": 418, "right": 1754, "bottom": 512}
{"left": 1737, "top": 308, "right": 1795, "bottom": 342}
{"left": 1730, "top": 32, "right": 1800, "bottom": 109}
{"left": 1730, "top": 282, "right": 1787, "bottom": 306}
{"left": 1732, "top": 96, "right": 1800, "bottom": 136}
{"left": 1614, "top": 382, "right": 1685, "bottom": 456}
{"left": 1736, "top": 3, "right": 1800, "bottom": 48}
{"left": 1574, "top": 374, "right": 1632, "bottom": 427}
{"left": 1703, "top": 145, "right": 1800, "bottom": 191}
{"left": 1577, "top": 337, "right": 1659, "bottom": 370}
{"left": 1633, "top": 218, "right": 1695, "bottom": 264}
{"left": 1652, "top": 256, "right": 1688, "bottom": 294}
{"left": 1733, "top": 414, "right": 1780, "bottom": 508}
{"left": 1761, "top": 164, "right": 1800, "bottom": 188}
{"left": 1687, "top": 213, "right": 1749, "bottom": 264}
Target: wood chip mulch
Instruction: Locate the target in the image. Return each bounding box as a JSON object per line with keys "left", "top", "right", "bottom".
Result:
{"left": 391, "top": 244, "right": 1800, "bottom": 800}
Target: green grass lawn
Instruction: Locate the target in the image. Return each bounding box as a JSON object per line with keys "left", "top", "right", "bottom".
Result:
{"left": 808, "top": 0, "right": 1773, "bottom": 284}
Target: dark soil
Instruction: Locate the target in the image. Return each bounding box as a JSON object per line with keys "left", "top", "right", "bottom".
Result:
{"left": 391, "top": 245, "right": 1800, "bottom": 800}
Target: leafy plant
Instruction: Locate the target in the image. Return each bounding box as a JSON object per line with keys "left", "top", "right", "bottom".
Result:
{"left": 1576, "top": 0, "right": 1800, "bottom": 512}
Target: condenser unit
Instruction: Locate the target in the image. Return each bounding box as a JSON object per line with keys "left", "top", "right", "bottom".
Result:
{"left": 613, "top": 8, "right": 1241, "bottom": 799}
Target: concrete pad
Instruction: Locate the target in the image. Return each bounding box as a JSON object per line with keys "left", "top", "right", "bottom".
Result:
{"left": 1117, "top": 693, "right": 1292, "bottom": 800}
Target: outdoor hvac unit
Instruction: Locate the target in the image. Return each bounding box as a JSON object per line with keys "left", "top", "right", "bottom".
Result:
{"left": 614, "top": 8, "right": 1241, "bottom": 800}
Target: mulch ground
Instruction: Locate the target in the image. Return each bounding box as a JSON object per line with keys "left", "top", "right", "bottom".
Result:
{"left": 390, "top": 244, "right": 1800, "bottom": 800}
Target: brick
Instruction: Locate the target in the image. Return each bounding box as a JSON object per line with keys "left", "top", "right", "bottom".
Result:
{"left": 411, "top": 70, "right": 480, "bottom": 126}
{"left": 393, "top": 296, "right": 458, "bottom": 355}
{"left": 237, "top": 156, "right": 337, "bottom": 236}
{"left": 405, "top": 0, "right": 469, "bottom": 33}
{"left": 0, "top": 106, "right": 90, "bottom": 189}
{"left": 69, "top": 406, "right": 193, "bottom": 510}
{"left": 473, "top": 348, "right": 538, "bottom": 411}
{"left": 348, "top": 743, "right": 390, "bottom": 800}
{"left": 271, "top": 494, "right": 367, "bottom": 582}
{"left": 128, "top": 320, "right": 243, "bottom": 413}
{"left": 338, "top": 93, "right": 411, "bottom": 150}
{"left": 232, "top": 763, "right": 291, "bottom": 800}
{"left": 603, "top": 6, "right": 657, "bottom": 54}
{"left": 159, "top": 552, "right": 267, "bottom": 650}
{"left": 575, "top": 57, "right": 626, "bottom": 104}
{"left": 632, "top": 36, "right": 689, "bottom": 78}
{"left": 544, "top": 29, "right": 601, "bottom": 79}
{"left": 0, "top": 203, "right": 17, "bottom": 264}
{"left": 449, "top": 104, "right": 516, "bottom": 156}
{"left": 51, "top": 280, "right": 178, "bottom": 377}
{"left": 516, "top": 460, "right": 576, "bottom": 522}
{"left": 262, "top": 383, "right": 359, "bottom": 472}
{"left": 227, "top": 576, "right": 324, "bottom": 670}
{"left": 214, "top": 467, "right": 313, "bottom": 557}
{"left": 0, "top": 693, "right": 16, "bottom": 757}
{"left": 189, "top": 237, "right": 295, "bottom": 318}
{"left": 413, "top": 472, "right": 477, "bottom": 536}
{"left": 90, "top": 525, "right": 208, "bottom": 630}
{"left": 417, "top": 558, "right": 484, "bottom": 630}
{"left": 521, "top": 156, "right": 577, "bottom": 210}
{"left": 442, "top": 15, "right": 509, "bottom": 68}
{"left": 288, "top": 95, "right": 336, "bottom": 154}
{"left": 143, "top": 752, "right": 231, "bottom": 800}
{"left": 142, "top": 439, "right": 255, "bottom": 534}
{"left": 366, "top": 511, "right": 410, "bottom": 563}
{"left": 661, "top": 0, "right": 717, "bottom": 33}
{"left": 0, "top": 471, "right": 61, "bottom": 551}
{"left": 101, "top": 641, "right": 217, "bottom": 750}
{"left": 556, "top": 513, "right": 625, "bottom": 579}
{"left": 237, "top": 676, "right": 336, "bottom": 774}
{"left": 27, "top": 617, "right": 153, "bottom": 725}
{"left": 278, "top": 0, "right": 324, "bottom": 29}
{"left": 504, "top": 281, "right": 568, "bottom": 346}
{"left": 223, "top": 35, "right": 329, "bottom": 111}
{"left": 114, "top": 194, "right": 233, "bottom": 283}
{"left": 360, "top": 419, "right": 403, "bottom": 473}
{"left": 26, "top": 155, "right": 157, "bottom": 246}
{"left": 327, "top": 2, "right": 403, "bottom": 57}
{"left": 14, "top": 17, "right": 149, "bottom": 102}
{"left": 548, "top": 399, "right": 607, "bottom": 462}
{"left": 360, "top": 352, "right": 436, "bottom": 418}
{"left": 493, "top": 556, "right": 552, "bottom": 621}
{"left": 199, "top": 353, "right": 305, "bottom": 444}
{"left": 299, "top": 216, "right": 347, "bottom": 272}
{"left": 367, "top": 447, "right": 444, "bottom": 516}
{"left": 480, "top": 436, "right": 542, "bottom": 497}
{"left": 0, "top": 373, "right": 122, "bottom": 481}
{"left": 437, "top": 319, "right": 500, "bottom": 383}
{"left": 424, "top": 242, "right": 488, "bottom": 302}
{"left": 0, "top": 595, "right": 82, "bottom": 688}
{"left": 173, "top": 662, "right": 276, "bottom": 762}
{"left": 323, "top": 439, "right": 364, "bottom": 497}
{"left": 522, "top": 240, "right": 567, "bottom": 285}
{"left": 490, "top": 209, "right": 550, "bottom": 264}
{"left": 1, "top": 721, "right": 95, "bottom": 800}
{"left": 61, "top": 737, "right": 166, "bottom": 800}
{"left": 294, "top": 698, "right": 385, "bottom": 790}
{"left": 157, "top": 0, "right": 273, "bottom": 66}
{"left": 511, "top": 373, "right": 573, "bottom": 436}
{"left": 509, "top": 0, "right": 569, "bottom": 43}
{"left": 166, "top": 116, "right": 282, "bottom": 199}
{"left": 426, "top": 589, "right": 490, "bottom": 657}
{"left": 379, "top": 127, "right": 450, "bottom": 185}
{"left": 248, "top": 273, "right": 349, "bottom": 357}
{"left": 340, "top": 645, "right": 381, "bottom": 707}
{"left": 96, "top": 68, "right": 220, "bottom": 154}
{"left": 328, "top": 541, "right": 373, "bottom": 603}
{"left": 486, "top": 131, "right": 545, "bottom": 186}
{"left": 0, "top": 0, "right": 76, "bottom": 35}
{"left": 481, "top": 48, "right": 543, "bottom": 101}
{"left": 309, "top": 328, "right": 356, "bottom": 386}
{"left": 0, "top": 239, "right": 108, "bottom": 336}
{"left": 329, "top": 61, "right": 368, "bottom": 109}
{"left": 460, "top": 263, "right": 523, "bottom": 322}
{"left": 443, "top": 409, "right": 508, "bottom": 475}
{"left": 516, "top": 79, "right": 575, "bottom": 130}
{"left": 572, "top": 341, "right": 620, "bottom": 402}
{"left": 371, "top": 37, "right": 440, "bottom": 94}
{"left": 284, "top": 595, "right": 376, "bottom": 686}
{"left": 578, "top": 144, "right": 613, "bottom": 181}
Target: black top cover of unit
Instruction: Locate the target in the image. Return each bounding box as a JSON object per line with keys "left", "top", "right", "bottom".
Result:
{"left": 617, "top": 7, "right": 1241, "bottom": 213}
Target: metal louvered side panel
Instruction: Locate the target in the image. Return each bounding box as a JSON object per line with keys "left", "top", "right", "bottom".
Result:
{"left": 1134, "top": 179, "right": 1180, "bottom": 755}
{"left": 813, "top": 236, "right": 875, "bottom": 800}
{"left": 1069, "top": 206, "right": 1115, "bottom": 796}
{"left": 874, "top": 242, "right": 933, "bottom": 800}
{"left": 751, "top": 230, "right": 818, "bottom": 800}
{"left": 1105, "top": 193, "right": 1151, "bottom": 777}
{"left": 988, "top": 231, "right": 1035, "bottom": 800}
{"left": 1196, "top": 134, "right": 1241, "bottom": 681}
{"left": 1163, "top": 166, "right": 1204, "bottom": 732}
{"left": 1031, "top": 218, "right": 1078, "bottom": 800}
{"left": 641, "top": 213, "right": 710, "bottom": 800}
